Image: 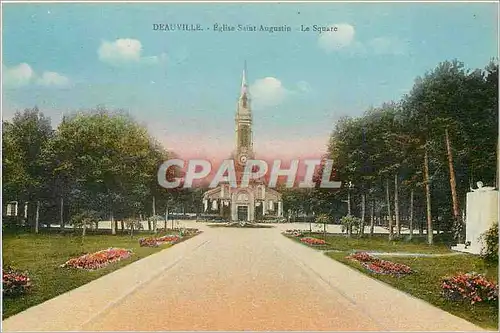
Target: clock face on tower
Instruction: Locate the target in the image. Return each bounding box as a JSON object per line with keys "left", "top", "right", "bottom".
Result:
{"left": 238, "top": 153, "right": 248, "bottom": 166}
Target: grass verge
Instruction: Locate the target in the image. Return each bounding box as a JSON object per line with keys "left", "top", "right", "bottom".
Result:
{"left": 207, "top": 223, "right": 274, "bottom": 228}
{"left": 327, "top": 251, "right": 498, "bottom": 330}
{"left": 287, "top": 232, "right": 453, "bottom": 254}
{"left": 2, "top": 229, "right": 199, "bottom": 319}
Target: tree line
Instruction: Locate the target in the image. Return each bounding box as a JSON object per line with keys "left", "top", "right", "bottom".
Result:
{"left": 282, "top": 59, "right": 498, "bottom": 244}
{"left": 2, "top": 106, "right": 202, "bottom": 233}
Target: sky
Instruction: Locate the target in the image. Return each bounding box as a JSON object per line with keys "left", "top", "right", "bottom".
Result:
{"left": 2, "top": 2, "right": 499, "bottom": 164}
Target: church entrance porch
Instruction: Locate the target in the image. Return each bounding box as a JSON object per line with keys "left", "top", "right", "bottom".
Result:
{"left": 237, "top": 205, "right": 249, "bottom": 221}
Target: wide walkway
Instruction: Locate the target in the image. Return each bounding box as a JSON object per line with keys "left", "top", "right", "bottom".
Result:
{"left": 2, "top": 222, "right": 484, "bottom": 331}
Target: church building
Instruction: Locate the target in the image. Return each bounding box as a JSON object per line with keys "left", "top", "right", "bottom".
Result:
{"left": 202, "top": 66, "right": 283, "bottom": 222}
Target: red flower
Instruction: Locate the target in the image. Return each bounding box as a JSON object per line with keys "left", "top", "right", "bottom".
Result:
{"left": 300, "top": 237, "right": 326, "bottom": 245}
{"left": 61, "top": 248, "right": 132, "bottom": 270}
{"left": 347, "top": 252, "right": 412, "bottom": 276}
{"left": 3, "top": 267, "right": 31, "bottom": 296}
{"left": 442, "top": 272, "right": 498, "bottom": 304}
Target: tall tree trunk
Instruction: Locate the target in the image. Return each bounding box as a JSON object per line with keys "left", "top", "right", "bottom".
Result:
{"left": 60, "top": 197, "right": 64, "bottom": 231}
{"left": 165, "top": 206, "right": 168, "bottom": 231}
{"left": 394, "top": 174, "right": 400, "bottom": 238}
{"left": 409, "top": 189, "right": 414, "bottom": 240}
{"left": 359, "top": 193, "right": 366, "bottom": 237}
{"left": 151, "top": 196, "right": 157, "bottom": 233}
{"left": 120, "top": 220, "right": 125, "bottom": 232}
{"left": 323, "top": 220, "right": 327, "bottom": 240}
{"left": 497, "top": 133, "right": 499, "bottom": 189}
{"left": 370, "top": 199, "right": 375, "bottom": 236}
{"left": 445, "top": 129, "right": 461, "bottom": 242}
{"left": 347, "top": 190, "right": 351, "bottom": 215}
{"left": 111, "top": 212, "right": 116, "bottom": 235}
{"left": 445, "top": 129, "right": 460, "bottom": 219}
{"left": 386, "top": 178, "right": 393, "bottom": 240}
{"left": 424, "top": 144, "right": 433, "bottom": 245}
{"left": 35, "top": 201, "right": 40, "bottom": 234}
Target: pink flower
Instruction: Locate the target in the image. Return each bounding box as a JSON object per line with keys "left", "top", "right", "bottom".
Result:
{"left": 442, "top": 272, "right": 498, "bottom": 304}
{"left": 61, "top": 248, "right": 132, "bottom": 270}
{"left": 300, "top": 237, "right": 326, "bottom": 245}
{"left": 346, "top": 252, "right": 412, "bottom": 276}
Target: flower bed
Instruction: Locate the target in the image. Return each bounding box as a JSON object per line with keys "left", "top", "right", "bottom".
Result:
{"left": 300, "top": 237, "right": 327, "bottom": 246}
{"left": 283, "top": 229, "right": 305, "bottom": 237}
{"left": 442, "top": 272, "right": 498, "bottom": 304}
{"left": 60, "top": 248, "right": 133, "bottom": 270}
{"left": 348, "top": 251, "right": 379, "bottom": 263}
{"left": 157, "top": 235, "right": 181, "bottom": 244}
{"left": 139, "top": 234, "right": 181, "bottom": 247}
{"left": 139, "top": 237, "right": 159, "bottom": 247}
{"left": 179, "top": 228, "right": 201, "bottom": 236}
{"left": 3, "top": 267, "right": 31, "bottom": 296}
{"left": 347, "top": 252, "right": 412, "bottom": 276}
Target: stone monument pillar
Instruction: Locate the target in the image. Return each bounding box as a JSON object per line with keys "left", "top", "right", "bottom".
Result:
{"left": 452, "top": 182, "right": 499, "bottom": 254}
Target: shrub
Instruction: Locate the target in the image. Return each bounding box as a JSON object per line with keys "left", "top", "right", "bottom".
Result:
{"left": 3, "top": 267, "right": 31, "bottom": 296}
{"left": 442, "top": 272, "right": 498, "bottom": 304}
{"left": 315, "top": 214, "right": 332, "bottom": 224}
{"left": 340, "top": 215, "right": 361, "bottom": 235}
{"left": 480, "top": 222, "right": 498, "bottom": 263}
{"left": 70, "top": 210, "right": 100, "bottom": 236}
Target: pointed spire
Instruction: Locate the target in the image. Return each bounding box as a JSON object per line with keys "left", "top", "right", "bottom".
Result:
{"left": 241, "top": 60, "right": 248, "bottom": 94}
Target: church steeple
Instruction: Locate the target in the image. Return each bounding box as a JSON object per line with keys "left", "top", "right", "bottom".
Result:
{"left": 241, "top": 61, "right": 248, "bottom": 94}
{"left": 235, "top": 62, "right": 254, "bottom": 169}
{"left": 239, "top": 61, "right": 250, "bottom": 111}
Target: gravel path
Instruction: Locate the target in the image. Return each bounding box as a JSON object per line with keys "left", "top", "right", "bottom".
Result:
{"left": 2, "top": 222, "right": 484, "bottom": 331}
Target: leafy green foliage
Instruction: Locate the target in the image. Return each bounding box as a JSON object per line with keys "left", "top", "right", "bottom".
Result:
{"left": 69, "top": 210, "right": 100, "bottom": 237}
{"left": 313, "top": 59, "right": 498, "bottom": 239}
{"left": 315, "top": 213, "right": 332, "bottom": 224}
{"left": 481, "top": 222, "right": 499, "bottom": 263}
{"left": 340, "top": 215, "right": 361, "bottom": 235}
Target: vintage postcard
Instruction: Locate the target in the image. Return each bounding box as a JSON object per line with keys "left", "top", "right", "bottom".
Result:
{"left": 1, "top": 0, "right": 499, "bottom": 331}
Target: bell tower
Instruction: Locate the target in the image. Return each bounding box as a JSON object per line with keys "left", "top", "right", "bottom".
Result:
{"left": 235, "top": 62, "right": 254, "bottom": 172}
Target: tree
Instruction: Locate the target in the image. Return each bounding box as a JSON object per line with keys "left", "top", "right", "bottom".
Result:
{"left": 2, "top": 107, "right": 53, "bottom": 228}
{"left": 316, "top": 58, "right": 497, "bottom": 245}
{"left": 46, "top": 107, "right": 171, "bottom": 229}
{"left": 69, "top": 209, "right": 100, "bottom": 239}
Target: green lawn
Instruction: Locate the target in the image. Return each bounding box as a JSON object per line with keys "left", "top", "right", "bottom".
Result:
{"left": 2, "top": 229, "right": 198, "bottom": 319}
{"left": 289, "top": 232, "right": 453, "bottom": 254}
{"left": 327, "top": 251, "right": 499, "bottom": 330}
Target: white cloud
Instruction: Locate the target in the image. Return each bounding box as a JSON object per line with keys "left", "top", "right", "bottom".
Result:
{"left": 317, "top": 23, "right": 407, "bottom": 57}
{"left": 36, "top": 71, "right": 70, "bottom": 87}
{"left": 3, "top": 63, "right": 70, "bottom": 89}
{"left": 368, "top": 37, "right": 407, "bottom": 55}
{"left": 98, "top": 38, "right": 165, "bottom": 66}
{"left": 318, "top": 23, "right": 355, "bottom": 52}
{"left": 3, "top": 63, "right": 34, "bottom": 87}
{"left": 250, "top": 77, "right": 289, "bottom": 107}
